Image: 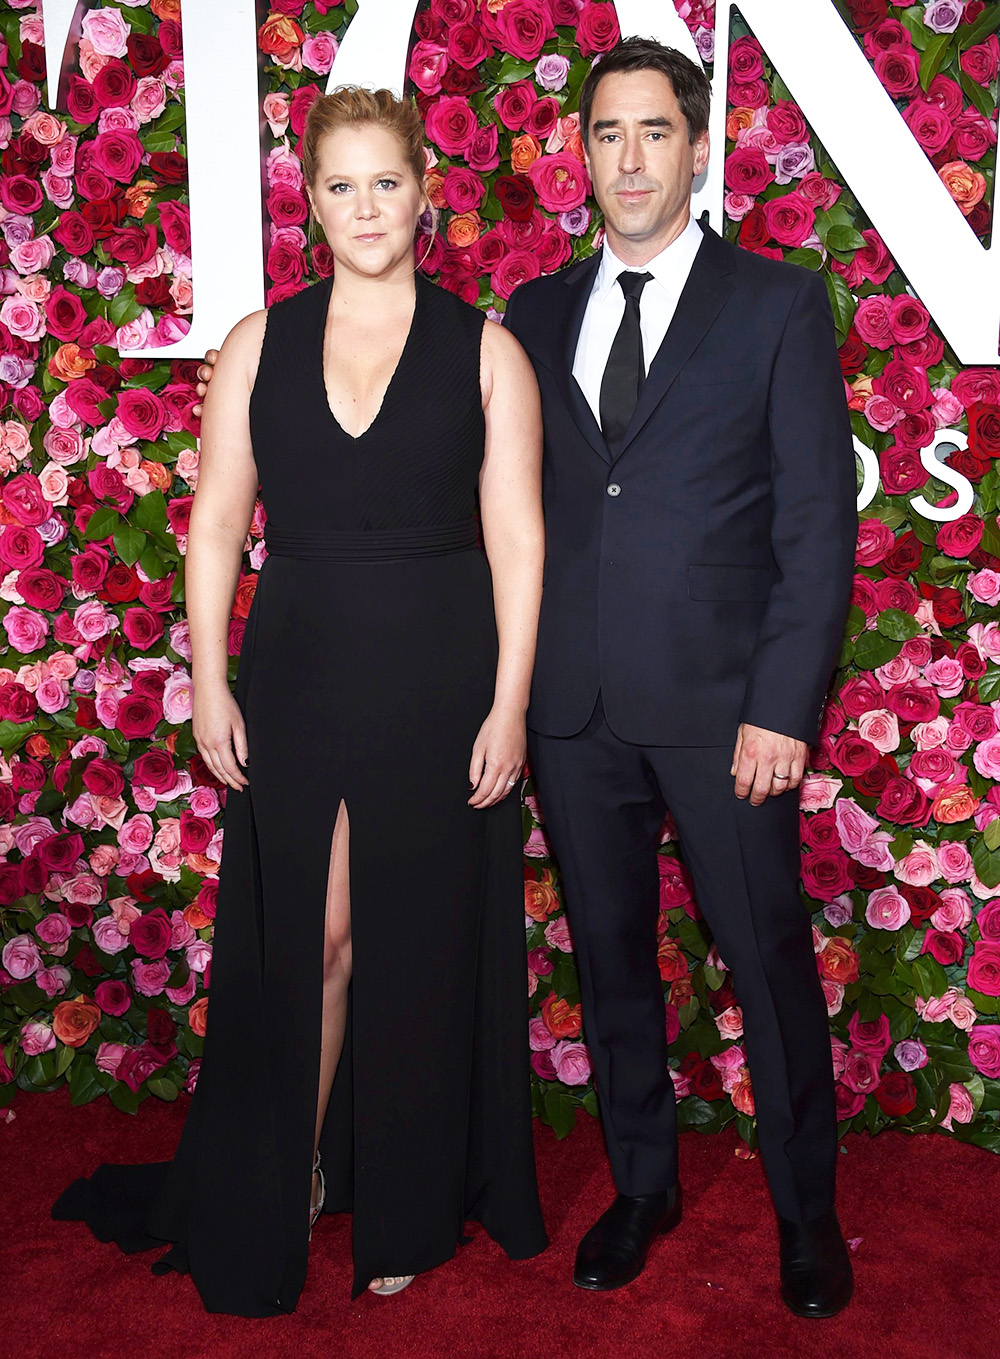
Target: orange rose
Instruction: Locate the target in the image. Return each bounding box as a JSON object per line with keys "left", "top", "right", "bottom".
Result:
{"left": 447, "top": 211, "right": 482, "bottom": 248}
{"left": 426, "top": 168, "right": 447, "bottom": 210}
{"left": 562, "top": 127, "right": 586, "bottom": 164}
{"left": 258, "top": 13, "right": 304, "bottom": 63}
{"left": 668, "top": 976, "right": 695, "bottom": 1008}
{"left": 541, "top": 992, "right": 582, "bottom": 1038}
{"left": 185, "top": 852, "right": 220, "bottom": 876}
{"left": 151, "top": 0, "right": 181, "bottom": 19}
{"left": 125, "top": 179, "right": 158, "bottom": 218}
{"left": 819, "top": 936, "right": 860, "bottom": 984}
{"left": 510, "top": 133, "right": 543, "bottom": 174}
{"left": 657, "top": 936, "right": 688, "bottom": 982}
{"left": 932, "top": 786, "right": 981, "bottom": 824}
{"left": 183, "top": 901, "right": 212, "bottom": 931}
{"left": 731, "top": 1071, "right": 755, "bottom": 1117}
{"left": 49, "top": 344, "right": 95, "bottom": 384}
{"left": 25, "top": 734, "right": 51, "bottom": 759}
{"left": 188, "top": 996, "right": 209, "bottom": 1037}
{"left": 524, "top": 874, "right": 560, "bottom": 922}
{"left": 726, "top": 108, "right": 755, "bottom": 140}
{"left": 142, "top": 460, "right": 172, "bottom": 492}
{"left": 938, "top": 160, "right": 986, "bottom": 216}
{"left": 52, "top": 996, "right": 100, "bottom": 1048}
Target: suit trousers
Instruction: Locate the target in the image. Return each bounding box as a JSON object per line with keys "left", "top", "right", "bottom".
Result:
{"left": 528, "top": 696, "right": 837, "bottom": 1222}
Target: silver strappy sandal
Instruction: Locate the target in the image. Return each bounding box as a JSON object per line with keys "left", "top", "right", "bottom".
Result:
{"left": 309, "top": 1149, "right": 326, "bottom": 1240}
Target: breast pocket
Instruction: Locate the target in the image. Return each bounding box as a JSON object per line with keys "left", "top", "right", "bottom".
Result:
{"left": 679, "top": 361, "right": 757, "bottom": 386}
{"left": 687, "top": 564, "right": 776, "bottom": 601}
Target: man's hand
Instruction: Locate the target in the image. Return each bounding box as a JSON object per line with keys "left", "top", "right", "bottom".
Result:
{"left": 730, "top": 723, "right": 807, "bottom": 806}
{"left": 192, "top": 348, "right": 220, "bottom": 418}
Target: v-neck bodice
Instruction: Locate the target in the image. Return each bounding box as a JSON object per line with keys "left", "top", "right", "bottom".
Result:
{"left": 249, "top": 272, "right": 487, "bottom": 538}
{"left": 317, "top": 272, "right": 423, "bottom": 443}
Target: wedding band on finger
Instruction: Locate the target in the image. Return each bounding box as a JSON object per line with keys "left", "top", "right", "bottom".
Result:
{"left": 774, "top": 772, "right": 790, "bottom": 781}
{"left": 506, "top": 778, "right": 517, "bottom": 787}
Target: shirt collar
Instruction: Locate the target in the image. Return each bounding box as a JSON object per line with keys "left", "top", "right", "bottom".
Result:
{"left": 593, "top": 214, "right": 704, "bottom": 303}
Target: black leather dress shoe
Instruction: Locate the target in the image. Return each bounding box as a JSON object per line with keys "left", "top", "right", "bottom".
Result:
{"left": 573, "top": 1184, "right": 682, "bottom": 1290}
{"left": 778, "top": 1210, "right": 854, "bottom": 1318}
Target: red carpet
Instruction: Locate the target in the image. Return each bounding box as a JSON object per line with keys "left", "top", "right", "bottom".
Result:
{"left": 3, "top": 1090, "right": 997, "bottom": 1359}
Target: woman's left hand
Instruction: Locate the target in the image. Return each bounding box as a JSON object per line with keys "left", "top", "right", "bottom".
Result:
{"left": 469, "top": 706, "right": 526, "bottom": 808}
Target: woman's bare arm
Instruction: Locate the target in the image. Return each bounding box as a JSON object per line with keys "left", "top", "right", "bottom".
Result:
{"left": 469, "top": 318, "right": 544, "bottom": 808}
{"left": 186, "top": 311, "right": 266, "bottom": 789}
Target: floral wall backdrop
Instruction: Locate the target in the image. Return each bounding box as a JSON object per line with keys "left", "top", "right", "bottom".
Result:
{"left": 1, "top": 0, "right": 999, "bottom": 1158}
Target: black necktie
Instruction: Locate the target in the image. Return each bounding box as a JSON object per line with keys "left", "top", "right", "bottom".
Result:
{"left": 599, "top": 270, "right": 653, "bottom": 455}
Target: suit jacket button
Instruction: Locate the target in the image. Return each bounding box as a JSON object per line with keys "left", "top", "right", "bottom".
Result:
{"left": 607, "top": 483, "right": 621, "bottom": 497}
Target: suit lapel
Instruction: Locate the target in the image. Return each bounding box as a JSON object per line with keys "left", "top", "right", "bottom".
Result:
{"left": 612, "top": 221, "right": 736, "bottom": 463}
{"left": 553, "top": 253, "right": 612, "bottom": 466}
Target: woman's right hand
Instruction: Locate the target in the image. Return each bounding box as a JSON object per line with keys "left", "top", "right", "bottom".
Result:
{"left": 193, "top": 683, "right": 249, "bottom": 791}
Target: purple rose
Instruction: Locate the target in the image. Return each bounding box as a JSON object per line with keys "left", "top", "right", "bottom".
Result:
{"left": 534, "top": 54, "right": 570, "bottom": 92}
{"left": 894, "top": 1039, "right": 928, "bottom": 1071}
{"left": 923, "top": 1, "right": 963, "bottom": 35}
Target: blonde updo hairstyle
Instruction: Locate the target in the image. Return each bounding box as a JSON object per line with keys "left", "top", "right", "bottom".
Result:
{"left": 302, "top": 86, "right": 437, "bottom": 260}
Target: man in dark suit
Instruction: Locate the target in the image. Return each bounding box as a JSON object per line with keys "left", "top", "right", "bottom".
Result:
{"left": 503, "top": 38, "right": 857, "bottom": 1317}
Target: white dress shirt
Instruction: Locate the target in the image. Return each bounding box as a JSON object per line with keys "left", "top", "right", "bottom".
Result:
{"left": 572, "top": 214, "right": 704, "bottom": 427}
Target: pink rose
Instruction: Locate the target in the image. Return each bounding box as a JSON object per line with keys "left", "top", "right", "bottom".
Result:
{"left": 92, "top": 915, "right": 130, "bottom": 955}
{"left": 847, "top": 1012, "right": 892, "bottom": 1058}
{"left": 894, "top": 842, "right": 940, "bottom": 887}
{"left": 89, "top": 130, "right": 143, "bottom": 184}
{"left": 494, "top": 0, "right": 553, "bottom": 62}
{"left": 969, "top": 569, "right": 1000, "bottom": 606}
{"left": 841, "top": 1048, "right": 881, "bottom": 1095}
{"left": 4, "top": 606, "right": 49, "bottom": 655}
{"left": 714, "top": 1005, "right": 744, "bottom": 1040}
{"left": 21, "top": 1021, "right": 56, "bottom": 1056}
{"left": 551, "top": 1040, "right": 592, "bottom": 1086}
{"left": 856, "top": 518, "right": 894, "bottom": 565}
{"left": 857, "top": 708, "right": 900, "bottom": 753}
{"left": 968, "top": 1025, "right": 1000, "bottom": 1080}
{"left": 528, "top": 152, "right": 590, "bottom": 213}
{"left": 130, "top": 957, "right": 172, "bottom": 998}
{"left": 973, "top": 735, "right": 1000, "bottom": 781}
{"left": 2, "top": 934, "right": 42, "bottom": 979}
{"left": 936, "top": 846, "right": 973, "bottom": 886}
{"left": 424, "top": 95, "right": 477, "bottom": 157}
{"left": 798, "top": 775, "right": 843, "bottom": 811}
{"left": 301, "top": 32, "right": 338, "bottom": 75}
{"left": 941, "top": 1082, "right": 974, "bottom": 1130}
{"left": 865, "top": 887, "right": 911, "bottom": 930}
{"left": 968, "top": 942, "right": 1000, "bottom": 996}
{"left": 761, "top": 191, "right": 815, "bottom": 247}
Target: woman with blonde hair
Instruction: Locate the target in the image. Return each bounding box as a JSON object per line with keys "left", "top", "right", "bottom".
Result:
{"left": 54, "top": 86, "right": 547, "bottom": 1313}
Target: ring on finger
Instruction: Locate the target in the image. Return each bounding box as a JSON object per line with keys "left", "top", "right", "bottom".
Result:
{"left": 774, "top": 772, "right": 790, "bottom": 781}
{"left": 506, "top": 777, "right": 517, "bottom": 787}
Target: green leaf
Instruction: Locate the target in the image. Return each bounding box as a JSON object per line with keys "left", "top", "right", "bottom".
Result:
{"left": 899, "top": 11, "right": 931, "bottom": 50}
{"left": 496, "top": 54, "right": 535, "bottom": 84}
{"left": 85, "top": 505, "right": 122, "bottom": 542}
{"left": 911, "top": 954, "right": 949, "bottom": 1001}
{"left": 853, "top": 630, "right": 903, "bottom": 671}
{"left": 972, "top": 835, "right": 1000, "bottom": 890}
{"left": 960, "top": 70, "right": 996, "bottom": 120}
{"left": 108, "top": 1081, "right": 144, "bottom": 1114}
{"left": 677, "top": 1095, "right": 718, "bottom": 1128}
{"left": 876, "top": 607, "right": 921, "bottom": 641}
{"left": 783, "top": 247, "right": 824, "bottom": 270}
{"left": 825, "top": 223, "right": 867, "bottom": 254}
{"left": 54, "top": 1044, "right": 76, "bottom": 1078}
{"left": 960, "top": 8, "right": 1000, "bottom": 47}
{"left": 987, "top": 818, "right": 1000, "bottom": 853}
{"left": 142, "top": 129, "right": 180, "bottom": 154}
{"left": 542, "top": 1084, "right": 577, "bottom": 1139}
{"left": 891, "top": 833, "right": 915, "bottom": 863}
{"left": 68, "top": 1059, "right": 109, "bottom": 1106}
{"left": 133, "top": 489, "right": 168, "bottom": 534}
{"left": 109, "top": 287, "right": 142, "bottom": 328}
{"left": 156, "top": 101, "right": 187, "bottom": 134}
{"left": 923, "top": 1040, "right": 975, "bottom": 1084}
{"left": 824, "top": 270, "right": 856, "bottom": 345}
{"left": 920, "top": 34, "right": 953, "bottom": 92}
{"left": 147, "top": 1076, "right": 179, "bottom": 1102}
{"left": 113, "top": 522, "right": 147, "bottom": 568}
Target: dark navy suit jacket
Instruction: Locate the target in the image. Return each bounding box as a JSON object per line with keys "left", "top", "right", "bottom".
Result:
{"left": 503, "top": 220, "right": 857, "bottom": 747}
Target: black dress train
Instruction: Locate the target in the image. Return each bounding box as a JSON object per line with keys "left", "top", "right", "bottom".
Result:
{"left": 52, "top": 271, "right": 547, "bottom": 1314}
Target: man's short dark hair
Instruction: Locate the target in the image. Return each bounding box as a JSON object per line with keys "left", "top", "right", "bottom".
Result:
{"left": 578, "top": 37, "right": 711, "bottom": 149}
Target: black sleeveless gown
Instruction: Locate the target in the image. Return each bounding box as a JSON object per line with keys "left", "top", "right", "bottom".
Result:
{"left": 52, "top": 271, "right": 547, "bottom": 1314}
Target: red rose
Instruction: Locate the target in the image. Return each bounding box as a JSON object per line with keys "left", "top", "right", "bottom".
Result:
{"left": 179, "top": 810, "right": 214, "bottom": 856}
{"left": 885, "top": 680, "right": 939, "bottom": 724}
{"left": 724, "top": 146, "right": 774, "bottom": 195}
{"left": 267, "top": 185, "right": 308, "bottom": 229}
{"left": 132, "top": 749, "right": 178, "bottom": 794}
{"left": 122, "top": 607, "right": 165, "bottom": 652}
{"left": 830, "top": 732, "right": 879, "bottom": 778}
{"left": 65, "top": 75, "right": 99, "bottom": 125}
{"left": 81, "top": 757, "right": 125, "bottom": 798}
{"left": 107, "top": 224, "right": 158, "bottom": 267}
{"left": 922, "top": 929, "right": 965, "bottom": 967}
{"left": 117, "top": 1042, "right": 169, "bottom": 1093}
{"left": 14, "top": 567, "right": 64, "bottom": 613}
{"left": 87, "top": 466, "right": 133, "bottom": 516}
{"left": 968, "top": 403, "right": 1000, "bottom": 459}
{"left": 526, "top": 97, "right": 559, "bottom": 141}
{"left": 147, "top": 1006, "right": 177, "bottom": 1047}
{"left": 95, "top": 978, "right": 132, "bottom": 1016}
{"left": 129, "top": 907, "right": 173, "bottom": 960}
{"left": 873, "top": 1071, "right": 916, "bottom": 1117}
{"left": 492, "top": 248, "right": 542, "bottom": 301}
{"left": 577, "top": 1, "right": 621, "bottom": 57}
{"left": 116, "top": 693, "right": 163, "bottom": 740}
{"left": 126, "top": 867, "right": 159, "bottom": 903}
{"left": 881, "top": 530, "right": 923, "bottom": 578}
{"left": 116, "top": 387, "right": 167, "bottom": 442}
{"left": 44, "top": 286, "right": 88, "bottom": 342}
{"left": 127, "top": 33, "right": 167, "bottom": 77}
{"left": 0, "top": 174, "right": 42, "bottom": 215}
{"left": 961, "top": 37, "right": 1000, "bottom": 87}
{"left": 801, "top": 849, "right": 854, "bottom": 901}
{"left": 266, "top": 240, "right": 307, "bottom": 287}
{"left": 148, "top": 151, "right": 188, "bottom": 184}
{"left": 0, "top": 524, "right": 45, "bottom": 571}
{"left": 899, "top": 887, "right": 941, "bottom": 928}
{"left": 495, "top": 0, "right": 553, "bottom": 61}
{"left": 739, "top": 204, "right": 770, "bottom": 250}
{"left": 447, "top": 21, "right": 490, "bottom": 69}
{"left": 166, "top": 497, "right": 193, "bottom": 539}
{"left": 874, "top": 46, "right": 920, "bottom": 97}
{"left": 424, "top": 94, "right": 478, "bottom": 156}
{"left": 36, "top": 831, "right": 85, "bottom": 873}
{"left": 139, "top": 577, "right": 175, "bottom": 613}
{"left": 92, "top": 59, "right": 137, "bottom": 108}
{"left": 0, "top": 682, "right": 37, "bottom": 723}
{"left": 17, "top": 40, "right": 45, "bottom": 83}
{"left": 467, "top": 124, "right": 501, "bottom": 175}
{"left": 936, "top": 513, "right": 984, "bottom": 560}
{"left": 495, "top": 174, "right": 534, "bottom": 223}
{"left": 494, "top": 80, "right": 537, "bottom": 132}
{"left": 876, "top": 776, "right": 932, "bottom": 827}
{"left": 75, "top": 696, "right": 99, "bottom": 729}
